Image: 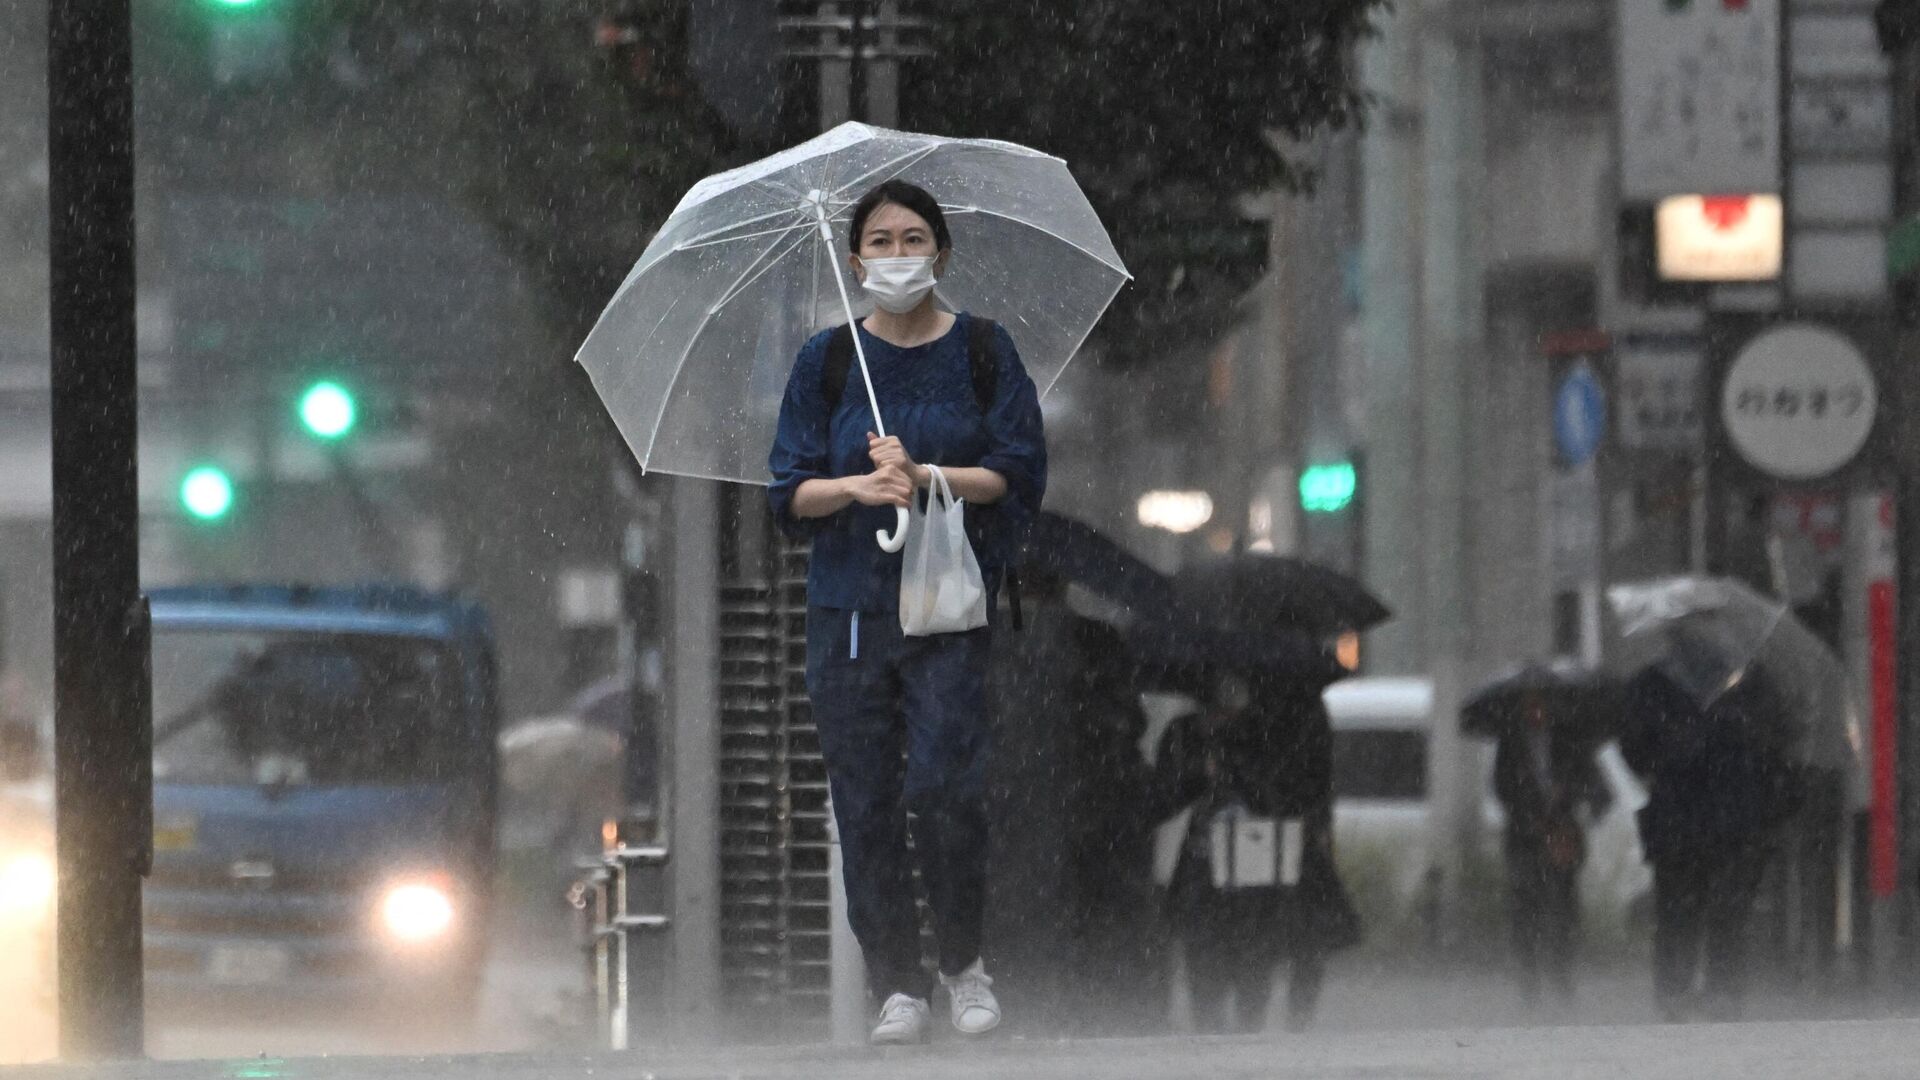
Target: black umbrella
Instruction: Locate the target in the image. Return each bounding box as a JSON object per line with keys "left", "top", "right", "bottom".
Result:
{"left": 1124, "top": 616, "right": 1348, "bottom": 695}
{"left": 1174, "top": 554, "right": 1391, "bottom": 637}
{"left": 1021, "top": 511, "right": 1176, "bottom": 616}
{"left": 1461, "top": 663, "right": 1625, "bottom": 740}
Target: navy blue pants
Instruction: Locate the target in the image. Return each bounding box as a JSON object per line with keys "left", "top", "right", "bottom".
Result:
{"left": 805, "top": 606, "right": 992, "bottom": 1002}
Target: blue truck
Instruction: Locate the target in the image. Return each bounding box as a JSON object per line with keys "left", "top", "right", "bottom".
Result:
{"left": 142, "top": 585, "right": 500, "bottom": 1008}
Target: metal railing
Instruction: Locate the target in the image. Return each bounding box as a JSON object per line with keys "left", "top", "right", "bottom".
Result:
{"left": 573, "top": 834, "right": 671, "bottom": 1049}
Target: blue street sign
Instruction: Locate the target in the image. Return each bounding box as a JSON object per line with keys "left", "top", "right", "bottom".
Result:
{"left": 1554, "top": 365, "right": 1606, "bottom": 467}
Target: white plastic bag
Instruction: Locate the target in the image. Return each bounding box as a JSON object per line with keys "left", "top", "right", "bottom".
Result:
{"left": 898, "top": 465, "right": 988, "bottom": 636}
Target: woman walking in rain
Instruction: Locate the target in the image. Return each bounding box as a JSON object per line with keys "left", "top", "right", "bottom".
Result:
{"left": 1150, "top": 672, "right": 1360, "bottom": 1033}
{"left": 768, "top": 179, "right": 1047, "bottom": 1044}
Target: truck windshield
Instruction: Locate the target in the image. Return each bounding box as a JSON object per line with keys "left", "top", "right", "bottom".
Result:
{"left": 151, "top": 629, "right": 462, "bottom": 787}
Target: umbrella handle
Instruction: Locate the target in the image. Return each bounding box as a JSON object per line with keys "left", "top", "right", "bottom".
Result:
{"left": 877, "top": 506, "right": 908, "bottom": 552}
{"left": 805, "top": 190, "right": 909, "bottom": 555}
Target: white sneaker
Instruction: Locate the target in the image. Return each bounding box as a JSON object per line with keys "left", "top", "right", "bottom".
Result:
{"left": 940, "top": 959, "right": 1001, "bottom": 1035}
{"left": 869, "top": 993, "right": 932, "bottom": 1045}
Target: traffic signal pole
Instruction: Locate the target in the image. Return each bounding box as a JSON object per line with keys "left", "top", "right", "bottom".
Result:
{"left": 48, "top": 0, "right": 151, "bottom": 1059}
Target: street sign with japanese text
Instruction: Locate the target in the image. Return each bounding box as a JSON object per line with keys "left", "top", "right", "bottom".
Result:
{"left": 1617, "top": 0, "right": 1782, "bottom": 199}
{"left": 1789, "top": 80, "right": 1892, "bottom": 155}
{"left": 1616, "top": 337, "right": 1703, "bottom": 451}
{"left": 1720, "top": 323, "right": 1876, "bottom": 480}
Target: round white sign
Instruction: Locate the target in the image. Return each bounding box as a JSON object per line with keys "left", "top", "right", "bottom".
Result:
{"left": 1721, "top": 324, "right": 1876, "bottom": 480}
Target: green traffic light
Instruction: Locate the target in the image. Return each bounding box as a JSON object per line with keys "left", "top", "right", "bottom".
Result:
{"left": 1299, "top": 461, "right": 1356, "bottom": 514}
{"left": 180, "top": 466, "right": 235, "bottom": 521}
{"left": 209, "top": 0, "right": 264, "bottom": 7}
{"left": 298, "top": 381, "right": 357, "bottom": 440}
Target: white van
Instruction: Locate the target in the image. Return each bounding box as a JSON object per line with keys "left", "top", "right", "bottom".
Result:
{"left": 1321, "top": 677, "right": 1442, "bottom": 938}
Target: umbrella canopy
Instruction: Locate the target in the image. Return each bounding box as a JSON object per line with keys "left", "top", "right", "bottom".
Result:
{"left": 576, "top": 122, "right": 1129, "bottom": 490}
{"left": 1461, "top": 661, "right": 1625, "bottom": 740}
{"left": 1020, "top": 511, "right": 1177, "bottom": 618}
{"left": 1173, "top": 554, "right": 1391, "bottom": 637}
{"left": 568, "top": 675, "right": 636, "bottom": 734}
{"left": 498, "top": 715, "right": 623, "bottom": 805}
{"left": 1124, "top": 617, "right": 1347, "bottom": 696}
{"left": 1606, "top": 576, "right": 1860, "bottom": 772}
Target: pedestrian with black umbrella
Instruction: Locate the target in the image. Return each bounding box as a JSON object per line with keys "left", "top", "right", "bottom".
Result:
{"left": 1128, "top": 555, "right": 1385, "bottom": 1032}
{"left": 1465, "top": 666, "right": 1618, "bottom": 1010}
{"left": 1147, "top": 663, "right": 1361, "bottom": 1033}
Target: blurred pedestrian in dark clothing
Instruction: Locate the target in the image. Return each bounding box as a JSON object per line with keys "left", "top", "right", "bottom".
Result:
{"left": 1149, "top": 673, "right": 1361, "bottom": 1033}
{"left": 1059, "top": 618, "right": 1166, "bottom": 1033}
{"left": 1621, "top": 670, "right": 1806, "bottom": 1021}
{"left": 1490, "top": 696, "right": 1612, "bottom": 1008}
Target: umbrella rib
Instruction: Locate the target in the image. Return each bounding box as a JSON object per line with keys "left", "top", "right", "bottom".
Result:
{"left": 640, "top": 227, "right": 816, "bottom": 458}
{"left": 940, "top": 205, "right": 1132, "bottom": 277}
{"left": 712, "top": 228, "right": 813, "bottom": 311}
{"left": 675, "top": 219, "right": 814, "bottom": 253}
{"left": 670, "top": 205, "right": 811, "bottom": 253}
{"left": 575, "top": 263, "right": 699, "bottom": 374}
{"left": 606, "top": 209, "right": 808, "bottom": 315}
{"left": 617, "top": 201, "right": 811, "bottom": 311}
{"left": 1036, "top": 269, "right": 1128, "bottom": 402}
{"left": 825, "top": 143, "right": 944, "bottom": 203}
{"left": 809, "top": 211, "right": 824, "bottom": 340}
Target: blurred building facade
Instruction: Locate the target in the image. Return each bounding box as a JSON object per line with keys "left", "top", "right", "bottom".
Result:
{"left": 0, "top": 4, "right": 625, "bottom": 722}
{"left": 1157, "top": 0, "right": 1897, "bottom": 976}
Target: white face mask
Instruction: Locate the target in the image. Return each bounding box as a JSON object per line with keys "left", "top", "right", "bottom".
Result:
{"left": 858, "top": 256, "right": 938, "bottom": 314}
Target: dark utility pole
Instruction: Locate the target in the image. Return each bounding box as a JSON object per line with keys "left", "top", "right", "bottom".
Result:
{"left": 48, "top": 0, "right": 151, "bottom": 1059}
{"left": 1878, "top": 0, "right": 1920, "bottom": 979}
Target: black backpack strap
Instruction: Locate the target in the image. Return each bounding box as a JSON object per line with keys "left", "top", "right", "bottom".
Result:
{"left": 965, "top": 316, "right": 1023, "bottom": 630}
{"left": 822, "top": 323, "right": 855, "bottom": 408}
{"left": 966, "top": 316, "right": 999, "bottom": 415}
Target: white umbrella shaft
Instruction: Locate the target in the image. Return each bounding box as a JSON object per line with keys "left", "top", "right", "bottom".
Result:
{"left": 811, "top": 195, "right": 908, "bottom": 553}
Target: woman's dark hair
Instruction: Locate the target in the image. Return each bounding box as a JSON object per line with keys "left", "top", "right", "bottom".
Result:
{"left": 848, "top": 179, "right": 950, "bottom": 255}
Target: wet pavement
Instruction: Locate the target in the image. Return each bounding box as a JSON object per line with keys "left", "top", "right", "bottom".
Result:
{"left": 8, "top": 886, "right": 1910, "bottom": 1076}
{"left": 15, "top": 1016, "right": 1920, "bottom": 1080}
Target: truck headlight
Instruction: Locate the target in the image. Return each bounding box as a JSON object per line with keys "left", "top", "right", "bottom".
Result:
{"left": 380, "top": 881, "right": 454, "bottom": 943}
{"left": 0, "top": 852, "right": 54, "bottom": 918}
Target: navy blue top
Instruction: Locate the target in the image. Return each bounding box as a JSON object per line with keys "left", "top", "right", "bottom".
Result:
{"left": 767, "top": 312, "right": 1048, "bottom": 612}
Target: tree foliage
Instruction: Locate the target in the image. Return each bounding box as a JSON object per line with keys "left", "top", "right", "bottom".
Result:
{"left": 920, "top": 0, "right": 1382, "bottom": 367}
{"left": 136, "top": 0, "right": 1380, "bottom": 370}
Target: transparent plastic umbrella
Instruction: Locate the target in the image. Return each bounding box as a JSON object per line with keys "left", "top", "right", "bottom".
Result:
{"left": 576, "top": 122, "right": 1130, "bottom": 548}
{"left": 1606, "top": 576, "right": 1860, "bottom": 773}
